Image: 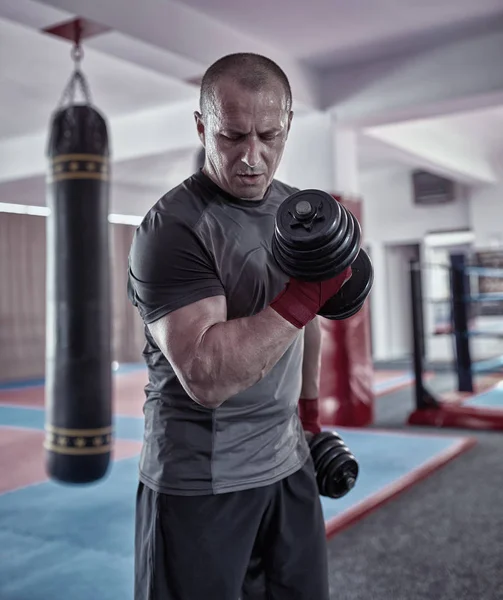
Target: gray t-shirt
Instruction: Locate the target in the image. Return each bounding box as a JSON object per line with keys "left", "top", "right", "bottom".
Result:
{"left": 128, "top": 170, "right": 310, "bottom": 495}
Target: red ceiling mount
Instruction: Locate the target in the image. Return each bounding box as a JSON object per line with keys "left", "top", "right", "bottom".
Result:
{"left": 43, "top": 17, "right": 112, "bottom": 43}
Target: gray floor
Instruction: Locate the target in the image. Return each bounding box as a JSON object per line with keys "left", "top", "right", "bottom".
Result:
{"left": 327, "top": 375, "right": 503, "bottom": 600}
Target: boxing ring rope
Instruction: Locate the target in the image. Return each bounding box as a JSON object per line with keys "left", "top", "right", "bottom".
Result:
{"left": 407, "top": 254, "right": 503, "bottom": 431}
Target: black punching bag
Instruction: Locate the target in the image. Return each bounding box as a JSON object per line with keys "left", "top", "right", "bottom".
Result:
{"left": 45, "top": 103, "right": 112, "bottom": 484}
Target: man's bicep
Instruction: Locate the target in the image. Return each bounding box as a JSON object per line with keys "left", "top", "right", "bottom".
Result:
{"left": 148, "top": 295, "right": 227, "bottom": 381}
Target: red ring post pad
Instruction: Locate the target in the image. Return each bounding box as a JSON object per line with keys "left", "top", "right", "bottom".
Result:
{"left": 408, "top": 402, "right": 503, "bottom": 431}
{"left": 318, "top": 195, "right": 373, "bottom": 427}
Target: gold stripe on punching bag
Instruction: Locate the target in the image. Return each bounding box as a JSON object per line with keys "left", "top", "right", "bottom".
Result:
{"left": 49, "top": 154, "right": 110, "bottom": 182}
{"left": 45, "top": 73, "right": 113, "bottom": 483}
{"left": 44, "top": 424, "right": 113, "bottom": 455}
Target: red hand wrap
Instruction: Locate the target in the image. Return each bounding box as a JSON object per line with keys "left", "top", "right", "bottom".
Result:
{"left": 298, "top": 397, "right": 321, "bottom": 436}
{"left": 270, "top": 267, "right": 352, "bottom": 328}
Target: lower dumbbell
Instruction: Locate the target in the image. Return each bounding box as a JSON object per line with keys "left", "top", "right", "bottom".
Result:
{"left": 309, "top": 431, "right": 359, "bottom": 499}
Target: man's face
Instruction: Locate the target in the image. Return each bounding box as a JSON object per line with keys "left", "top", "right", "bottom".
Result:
{"left": 195, "top": 77, "right": 293, "bottom": 200}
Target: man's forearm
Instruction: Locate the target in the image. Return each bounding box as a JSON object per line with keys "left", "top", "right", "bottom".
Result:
{"left": 300, "top": 316, "right": 322, "bottom": 398}
{"left": 186, "top": 307, "right": 300, "bottom": 408}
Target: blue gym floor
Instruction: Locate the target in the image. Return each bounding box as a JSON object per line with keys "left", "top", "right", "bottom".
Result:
{"left": 0, "top": 375, "right": 477, "bottom": 600}
{"left": 465, "top": 383, "right": 503, "bottom": 408}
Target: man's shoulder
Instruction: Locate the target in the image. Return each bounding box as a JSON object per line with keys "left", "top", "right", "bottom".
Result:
{"left": 129, "top": 174, "right": 213, "bottom": 266}
{"left": 142, "top": 174, "right": 209, "bottom": 231}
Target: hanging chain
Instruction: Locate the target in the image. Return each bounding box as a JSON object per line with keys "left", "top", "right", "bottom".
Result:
{"left": 58, "top": 29, "right": 93, "bottom": 107}
{"left": 71, "top": 43, "right": 84, "bottom": 65}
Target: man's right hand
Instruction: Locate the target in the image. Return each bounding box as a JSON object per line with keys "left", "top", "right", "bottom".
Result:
{"left": 270, "top": 267, "right": 352, "bottom": 329}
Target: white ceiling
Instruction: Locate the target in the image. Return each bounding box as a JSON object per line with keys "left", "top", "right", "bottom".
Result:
{"left": 437, "top": 106, "right": 503, "bottom": 156}
{"left": 0, "top": 0, "right": 502, "bottom": 215}
{"left": 0, "top": 0, "right": 72, "bottom": 30}
{"left": 177, "top": 0, "right": 503, "bottom": 65}
{"left": 0, "top": 16, "right": 196, "bottom": 139}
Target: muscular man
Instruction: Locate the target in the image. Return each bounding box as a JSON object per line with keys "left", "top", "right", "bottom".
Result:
{"left": 128, "top": 52, "right": 350, "bottom": 600}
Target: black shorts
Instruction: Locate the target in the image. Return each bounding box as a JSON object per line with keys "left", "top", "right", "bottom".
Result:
{"left": 134, "top": 458, "right": 329, "bottom": 600}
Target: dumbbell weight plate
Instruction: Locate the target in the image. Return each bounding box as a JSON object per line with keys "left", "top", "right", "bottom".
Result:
{"left": 274, "top": 190, "right": 344, "bottom": 251}
{"left": 272, "top": 210, "right": 362, "bottom": 281}
{"left": 324, "top": 457, "right": 359, "bottom": 498}
{"left": 308, "top": 431, "right": 336, "bottom": 455}
{"left": 309, "top": 432, "right": 359, "bottom": 498}
{"left": 311, "top": 435, "right": 340, "bottom": 494}
{"left": 309, "top": 432, "right": 349, "bottom": 480}
{"left": 314, "top": 439, "right": 353, "bottom": 489}
{"left": 318, "top": 249, "right": 374, "bottom": 319}
{"left": 273, "top": 202, "right": 350, "bottom": 262}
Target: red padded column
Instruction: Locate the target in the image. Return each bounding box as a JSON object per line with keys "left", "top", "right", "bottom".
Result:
{"left": 319, "top": 195, "right": 374, "bottom": 427}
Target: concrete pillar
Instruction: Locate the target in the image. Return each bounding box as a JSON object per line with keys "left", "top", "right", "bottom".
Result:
{"left": 368, "top": 241, "right": 389, "bottom": 361}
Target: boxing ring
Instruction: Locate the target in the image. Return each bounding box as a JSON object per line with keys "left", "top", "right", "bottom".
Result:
{"left": 0, "top": 369, "right": 475, "bottom": 599}
{"left": 408, "top": 252, "right": 503, "bottom": 430}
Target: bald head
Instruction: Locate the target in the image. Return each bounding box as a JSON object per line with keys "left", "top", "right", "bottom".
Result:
{"left": 194, "top": 53, "right": 293, "bottom": 201}
{"left": 199, "top": 53, "right": 292, "bottom": 116}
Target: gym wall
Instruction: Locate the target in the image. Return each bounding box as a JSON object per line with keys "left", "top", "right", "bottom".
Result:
{"left": 363, "top": 161, "right": 503, "bottom": 362}
{"left": 0, "top": 213, "right": 46, "bottom": 381}
{"left": 361, "top": 166, "right": 471, "bottom": 245}
{"left": 0, "top": 213, "right": 144, "bottom": 383}
{"left": 360, "top": 166, "right": 470, "bottom": 361}
{"left": 469, "top": 180, "right": 503, "bottom": 249}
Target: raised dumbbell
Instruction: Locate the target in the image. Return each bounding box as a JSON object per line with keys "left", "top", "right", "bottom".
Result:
{"left": 309, "top": 431, "right": 359, "bottom": 499}
{"left": 272, "top": 189, "right": 373, "bottom": 320}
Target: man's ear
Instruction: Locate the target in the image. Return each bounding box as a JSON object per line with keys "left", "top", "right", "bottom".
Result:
{"left": 287, "top": 111, "right": 294, "bottom": 135}
{"left": 194, "top": 111, "right": 205, "bottom": 145}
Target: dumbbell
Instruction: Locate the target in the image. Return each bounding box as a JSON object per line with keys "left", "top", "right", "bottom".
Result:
{"left": 309, "top": 431, "right": 359, "bottom": 499}
{"left": 272, "top": 190, "right": 373, "bottom": 319}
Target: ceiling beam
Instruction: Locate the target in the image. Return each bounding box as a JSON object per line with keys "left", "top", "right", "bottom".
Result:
{"left": 363, "top": 121, "right": 498, "bottom": 185}
{"left": 322, "top": 24, "right": 503, "bottom": 126}
{"left": 33, "top": 0, "right": 321, "bottom": 111}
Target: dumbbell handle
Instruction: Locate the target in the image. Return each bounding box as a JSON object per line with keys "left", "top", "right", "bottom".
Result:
{"left": 345, "top": 476, "right": 356, "bottom": 490}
